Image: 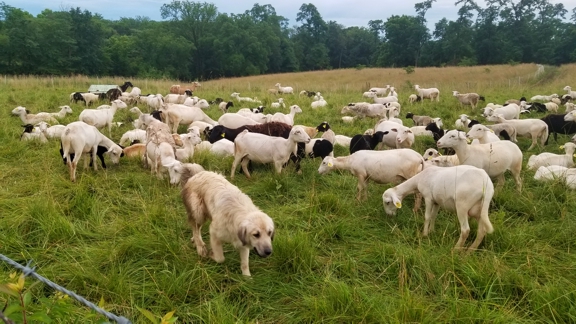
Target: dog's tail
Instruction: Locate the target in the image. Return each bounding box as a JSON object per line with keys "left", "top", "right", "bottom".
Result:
{"left": 180, "top": 163, "right": 205, "bottom": 187}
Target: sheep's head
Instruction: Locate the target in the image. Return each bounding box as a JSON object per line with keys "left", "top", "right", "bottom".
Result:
{"left": 564, "top": 111, "right": 576, "bottom": 122}
{"left": 423, "top": 148, "right": 440, "bottom": 160}
{"left": 466, "top": 124, "right": 490, "bottom": 139}
{"left": 316, "top": 121, "right": 330, "bottom": 132}
{"left": 318, "top": 156, "right": 335, "bottom": 174}
{"left": 231, "top": 92, "right": 240, "bottom": 97}
{"left": 11, "top": 107, "right": 27, "bottom": 116}
{"left": 290, "top": 126, "right": 310, "bottom": 144}
{"left": 107, "top": 145, "right": 124, "bottom": 164}
{"left": 452, "top": 91, "right": 459, "bottom": 96}
{"left": 414, "top": 84, "right": 420, "bottom": 90}
{"left": 112, "top": 99, "right": 128, "bottom": 109}
{"left": 290, "top": 105, "right": 302, "bottom": 114}
{"left": 437, "top": 130, "right": 466, "bottom": 148}
{"left": 382, "top": 188, "right": 402, "bottom": 216}
{"left": 564, "top": 86, "right": 572, "bottom": 92}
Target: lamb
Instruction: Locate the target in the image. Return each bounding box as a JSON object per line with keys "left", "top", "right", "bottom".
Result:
{"left": 541, "top": 113, "right": 576, "bottom": 144}
{"left": 482, "top": 103, "right": 521, "bottom": 120}
{"left": 318, "top": 149, "right": 425, "bottom": 201}
{"left": 119, "top": 129, "right": 147, "bottom": 146}
{"left": 60, "top": 121, "right": 124, "bottom": 182}
{"left": 341, "top": 102, "right": 386, "bottom": 119}
{"left": 422, "top": 148, "right": 459, "bottom": 167}
{"left": 349, "top": 131, "right": 386, "bottom": 154}
{"left": 534, "top": 165, "right": 576, "bottom": 189}
{"left": 271, "top": 98, "right": 285, "bottom": 109}
{"left": 466, "top": 124, "right": 501, "bottom": 144}
{"left": 452, "top": 91, "right": 482, "bottom": 109}
{"left": 382, "top": 165, "right": 494, "bottom": 251}
{"left": 218, "top": 101, "right": 234, "bottom": 113}
{"left": 311, "top": 96, "right": 327, "bottom": 108}
{"left": 20, "top": 124, "right": 47, "bottom": 143}
{"left": 408, "top": 94, "right": 421, "bottom": 104}
{"left": 530, "top": 94, "right": 558, "bottom": 102}
{"left": 414, "top": 85, "right": 440, "bottom": 101}
{"left": 176, "top": 132, "right": 202, "bottom": 162}
{"left": 78, "top": 99, "right": 128, "bottom": 135}
{"left": 231, "top": 126, "right": 311, "bottom": 179}
{"left": 265, "top": 105, "right": 302, "bottom": 125}
{"left": 37, "top": 122, "right": 66, "bottom": 139}
{"left": 563, "top": 86, "right": 576, "bottom": 99}
{"left": 275, "top": 83, "right": 294, "bottom": 94}
{"left": 11, "top": 107, "right": 59, "bottom": 125}
{"left": 527, "top": 143, "right": 576, "bottom": 170}
{"left": 51, "top": 105, "right": 73, "bottom": 119}
{"left": 437, "top": 130, "right": 523, "bottom": 190}
{"left": 162, "top": 104, "right": 218, "bottom": 133}
{"left": 405, "top": 112, "right": 433, "bottom": 126}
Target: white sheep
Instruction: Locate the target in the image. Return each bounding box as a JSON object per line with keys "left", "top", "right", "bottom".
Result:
{"left": 563, "top": 86, "right": 576, "bottom": 99}
{"left": 146, "top": 141, "right": 177, "bottom": 179}
{"left": 231, "top": 92, "right": 261, "bottom": 103}
{"left": 313, "top": 92, "right": 322, "bottom": 101}
{"left": 188, "top": 99, "right": 210, "bottom": 109}
{"left": 236, "top": 109, "right": 267, "bottom": 123}
{"left": 218, "top": 113, "right": 263, "bottom": 129}
{"left": 12, "top": 107, "right": 59, "bottom": 125}
{"left": 37, "top": 122, "right": 66, "bottom": 139}
{"left": 534, "top": 165, "right": 576, "bottom": 189}
{"left": 271, "top": 98, "right": 285, "bottom": 109}
{"left": 382, "top": 165, "right": 494, "bottom": 251}
{"left": 369, "top": 86, "right": 390, "bottom": 96}
{"left": 341, "top": 116, "right": 356, "bottom": 123}
{"left": 565, "top": 102, "right": 575, "bottom": 113}
{"left": 318, "top": 149, "right": 424, "bottom": 201}
{"left": 490, "top": 114, "right": 548, "bottom": 150}
{"left": 119, "top": 129, "right": 147, "bottom": 146}
{"left": 162, "top": 104, "right": 218, "bottom": 133}
{"left": 388, "top": 87, "right": 398, "bottom": 98}
{"left": 520, "top": 101, "right": 558, "bottom": 113}
{"left": 231, "top": 126, "right": 310, "bottom": 179}
{"left": 20, "top": 124, "right": 47, "bottom": 143}
{"left": 311, "top": 96, "right": 327, "bottom": 109}
{"left": 374, "top": 120, "right": 413, "bottom": 149}
{"left": 363, "top": 91, "right": 377, "bottom": 98}
{"left": 80, "top": 93, "right": 101, "bottom": 106}
{"left": 341, "top": 102, "right": 386, "bottom": 119}
{"left": 51, "top": 105, "right": 73, "bottom": 119}
{"left": 176, "top": 132, "right": 202, "bottom": 162}
{"left": 78, "top": 99, "right": 128, "bottom": 135}
{"left": 437, "top": 130, "right": 523, "bottom": 190}
{"left": 274, "top": 83, "right": 294, "bottom": 94}
{"left": 373, "top": 96, "right": 398, "bottom": 104}
{"left": 530, "top": 93, "right": 558, "bottom": 101}
{"left": 218, "top": 101, "right": 235, "bottom": 113}
{"left": 164, "top": 90, "right": 192, "bottom": 104}
{"left": 195, "top": 139, "right": 235, "bottom": 157}
{"left": 466, "top": 124, "right": 500, "bottom": 144}
{"left": 482, "top": 103, "right": 520, "bottom": 120}
{"left": 334, "top": 134, "right": 352, "bottom": 147}
{"left": 414, "top": 85, "right": 440, "bottom": 101}
{"left": 265, "top": 105, "right": 302, "bottom": 126}
{"left": 408, "top": 94, "right": 419, "bottom": 104}
{"left": 454, "top": 114, "right": 472, "bottom": 130}
{"left": 61, "top": 121, "right": 124, "bottom": 182}
{"left": 527, "top": 143, "right": 576, "bottom": 170}
{"left": 452, "top": 91, "right": 481, "bottom": 109}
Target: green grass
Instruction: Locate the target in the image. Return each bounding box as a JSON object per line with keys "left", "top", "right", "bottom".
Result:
{"left": 1, "top": 65, "right": 576, "bottom": 322}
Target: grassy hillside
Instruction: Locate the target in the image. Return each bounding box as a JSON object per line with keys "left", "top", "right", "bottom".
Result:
{"left": 1, "top": 64, "right": 576, "bottom": 323}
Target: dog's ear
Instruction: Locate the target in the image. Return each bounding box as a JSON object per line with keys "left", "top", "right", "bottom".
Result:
{"left": 270, "top": 230, "right": 275, "bottom": 242}
{"left": 237, "top": 225, "right": 248, "bottom": 246}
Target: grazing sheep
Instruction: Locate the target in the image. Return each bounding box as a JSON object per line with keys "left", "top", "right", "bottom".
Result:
{"left": 452, "top": 91, "right": 482, "bottom": 109}
{"left": 424, "top": 122, "right": 445, "bottom": 141}
{"left": 119, "top": 129, "right": 147, "bottom": 146}
{"left": 218, "top": 113, "right": 263, "bottom": 129}
{"left": 296, "top": 122, "right": 334, "bottom": 161}
{"left": 408, "top": 94, "right": 421, "bottom": 104}
{"left": 218, "top": 101, "right": 234, "bottom": 113}
{"left": 181, "top": 170, "right": 275, "bottom": 276}
{"left": 163, "top": 104, "right": 218, "bottom": 133}
{"left": 122, "top": 143, "right": 146, "bottom": 158}
{"left": 165, "top": 161, "right": 205, "bottom": 186}
{"left": 521, "top": 101, "right": 558, "bottom": 113}
{"left": 375, "top": 120, "right": 414, "bottom": 149}
{"left": 231, "top": 126, "right": 310, "bottom": 179}
{"left": 414, "top": 85, "right": 440, "bottom": 101}
{"left": 369, "top": 86, "right": 390, "bottom": 96}
{"left": 341, "top": 116, "right": 356, "bottom": 123}
{"left": 373, "top": 96, "right": 398, "bottom": 104}
{"left": 318, "top": 149, "right": 425, "bottom": 201}
{"left": 170, "top": 82, "right": 200, "bottom": 95}
{"left": 12, "top": 107, "right": 59, "bottom": 125}
{"left": 209, "top": 122, "right": 292, "bottom": 144}
{"left": 492, "top": 115, "right": 549, "bottom": 150}
{"left": 265, "top": 105, "right": 302, "bottom": 126}
{"left": 437, "top": 130, "right": 523, "bottom": 190}
{"left": 341, "top": 102, "right": 386, "bottom": 119}
{"left": 454, "top": 114, "right": 472, "bottom": 130}
{"left": 527, "top": 143, "right": 576, "bottom": 170}
{"left": 349, "top": 131, "right": 386, "bottom": 154}
{"left": 334, "top": 135, "right": 352, "bottom": 147}
{"left": 146, "top": 141, "right": 177, "bottom": 179}
{"left": 78, "top": 99, "right": 128, "bottom": 135}
{"left": 382, "top": 165, "right": 494, "bottom": 251}
{"left": 534, "top": 165, "right": 576, "bottom": 189}
{"left": 541, "top": 113, "right": 576, "bottom": 144}
{"left": 405, "top": 112, "right": 433, "bottom": 126}
{"left": 275, "top": 83, "right": 294, "bottom": 94}
{"left": 61, "top": 121, "right": 124, "bottom": 182}
{"left": 363, "top": 91, "right": 377, "bottom": 98}
{"left": 468, "top": 120, "right": 517, "bottom": 142}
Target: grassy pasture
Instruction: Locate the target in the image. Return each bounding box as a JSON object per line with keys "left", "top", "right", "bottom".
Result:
{"left": 1, "top": 64, "right": 576, "bottom": 322}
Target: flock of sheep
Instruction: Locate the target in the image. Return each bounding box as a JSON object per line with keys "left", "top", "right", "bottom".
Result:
{"left": 10, "top": 79, "right": 576, "bottom": 275}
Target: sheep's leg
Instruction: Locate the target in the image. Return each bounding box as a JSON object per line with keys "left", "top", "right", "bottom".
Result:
{"left": 241, "top": 158, "right": 252, "bottom": 179}
{"left": 92, "top": 147, "right": 98, "bottom": 171}
{"left": 422, "top": 199, "right": 435, "bottom": 236}
{"left": 428, "top": 204, "right": 441, "bottom": 233}
{"left": 274, "top": 161, "right": 283, "bottom": 174}
{"left": 467, "top": 215, "right": 487, "bottom": 252}
{"left": 527, "top": 134, "right": 537, "bottom": 150}
{"left": 68, "top": 160, "right": 77, "bottom": 182}
{"left": 238, "top": 247, "right": 251, "bottom": 276}
{"left": 230, "top": 154, "right": 243, "bottom": 179}
{"left": 356, "top": 176, "right": 368, "bottom": 201}
{"left": 209, "top": 232, "right": 225, "bottom": 264}
{"left": 454, "top": 207, "right": 471, "bottom": 250}
{"left": 495, "top": 174, "right": 505, "bottom": 191}
{"left": 412, "top": 193, "right": 423, "bottom": 213}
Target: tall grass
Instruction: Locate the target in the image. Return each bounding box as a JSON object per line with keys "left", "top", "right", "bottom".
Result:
{"left": 1, "top": 64, "right": 576, "bottom": 322}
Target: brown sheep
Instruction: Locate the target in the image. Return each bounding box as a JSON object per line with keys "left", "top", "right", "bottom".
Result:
{"left": 170, "top": 82, "right": 202, "bottom": 94}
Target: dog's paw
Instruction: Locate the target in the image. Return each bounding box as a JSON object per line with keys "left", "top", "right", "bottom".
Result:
{"left": 197, "top": 245, "right": 208, "bottom": 257}
{"left": 210, "top": 251, "right": 225, "bottom": 263}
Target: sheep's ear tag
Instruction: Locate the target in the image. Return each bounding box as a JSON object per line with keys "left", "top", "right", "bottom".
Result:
{"left": 560, "top": 146, "right": 564, "bottom": 149}
{"left": 438, "top": 152, "right": 443, "bottom": 156}
{"left": 327, "top": 162, "right": 333, "bottom": 167}
{"left": 466, "top": 138, "right": 472, "bottom": 144}
{"left": 426, "top": 156, "right": 432, "bottom": 160}
{"left": 573, "top": 154, "right": 576, "bottom": 158}
{"left": 221, "top": 133, "right": 225, "bottom": 138}
{"left": 322, "top": 125, "right": 326, "bottom": 129}
{"left": 489, "top": 129, "right": 494, "bottom": 133}
{"left": 395, "top": 201, "right": 402, "bottom": 208}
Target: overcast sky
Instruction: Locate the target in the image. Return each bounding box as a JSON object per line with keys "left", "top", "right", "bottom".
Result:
{"left": 5, "top": 0, "right": 576, "bottom": 30}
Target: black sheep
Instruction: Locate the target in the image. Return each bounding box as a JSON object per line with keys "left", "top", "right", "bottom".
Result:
{"left": 541, "top": 114, "right": 576, "bottom": 144}
{"left": 349, "top": 131, "right": 386, "bottom": 154}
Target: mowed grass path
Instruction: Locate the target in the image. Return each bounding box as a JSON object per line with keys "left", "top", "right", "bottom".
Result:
{"left": 1, "top": 64, "right": 576, "bottom": 322}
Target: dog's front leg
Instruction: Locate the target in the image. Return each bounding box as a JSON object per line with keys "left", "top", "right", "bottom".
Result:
{"left": 239, "top": 247, "right": 251, "bottom": 276}
{"left": 210, "top": 235, "right": 225, "bottom": 263}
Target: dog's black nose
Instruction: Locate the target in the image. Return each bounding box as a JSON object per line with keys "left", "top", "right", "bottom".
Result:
{"left": 263, "top": 248, "right": 272, "bottom": 257}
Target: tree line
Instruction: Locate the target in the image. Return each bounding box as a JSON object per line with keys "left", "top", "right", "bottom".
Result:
{"left": 0, "top": 0, "right": 575, "bottom": 80}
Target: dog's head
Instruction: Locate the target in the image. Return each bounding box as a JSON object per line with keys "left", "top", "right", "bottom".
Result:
{"left": 237, "top": 213, "right": 275, "bottom": 258}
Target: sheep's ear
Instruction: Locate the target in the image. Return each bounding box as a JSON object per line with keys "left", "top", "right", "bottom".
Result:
{"left": 458, "top": 131, "right": 467, "bottom": 140}
{"left": 393, "top": 196, "right": 402, "bottom": 208}
{"left": 390, "top": 128, "right": 398, "bottom": 132}
{"left": 237, "top": 225, "right": 248, "bottom": 246}
{"left": 26, "top": 109, "right": 31, "bottom": 114}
